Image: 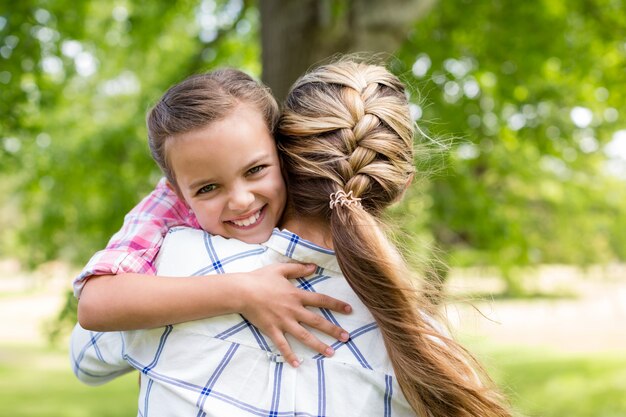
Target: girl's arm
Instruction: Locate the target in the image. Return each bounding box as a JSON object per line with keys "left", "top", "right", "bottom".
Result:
{"left": 72, "top": 178, "right": 189, "bottom": 299}
{"left": 78, "top": 264, "right": 351, "bottom": 368}
{"left": 74, "top": 179, "right": 350, "bottom": 367}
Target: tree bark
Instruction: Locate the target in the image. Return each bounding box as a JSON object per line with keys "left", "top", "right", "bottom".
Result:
{"left": 260, "top": 0, "right": 437, "bottom": 101}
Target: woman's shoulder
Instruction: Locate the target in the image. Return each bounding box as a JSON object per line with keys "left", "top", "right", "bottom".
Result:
{"left": 155, "top": 227, "right": 266, "bottom": 276}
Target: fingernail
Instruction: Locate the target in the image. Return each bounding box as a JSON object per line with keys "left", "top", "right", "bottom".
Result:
{"left": 291, "top": 360, "right": 300, "bottom": 368}
{"left": 340, "top": 332, "right": 349, "bottom": 341}
{"left": 325, "top": 347, "right": 334, "bottom": 356}
{"left": 344, "top": 305, "right": 352, "bottom": 313}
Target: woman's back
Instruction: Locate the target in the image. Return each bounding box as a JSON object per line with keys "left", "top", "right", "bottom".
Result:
{"left": 71, "top": 226, "right": 417, "bottom": 416}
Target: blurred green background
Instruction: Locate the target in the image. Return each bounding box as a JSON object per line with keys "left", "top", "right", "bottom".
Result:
{"left": 1, "top": 0, "right": 625, "bottom": 416}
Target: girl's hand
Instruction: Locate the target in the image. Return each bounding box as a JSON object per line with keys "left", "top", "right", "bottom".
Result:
{"left": 237, "top": 263, "right": 352, "bottom": 368}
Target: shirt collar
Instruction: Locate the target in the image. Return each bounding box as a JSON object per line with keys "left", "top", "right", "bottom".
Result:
{"left": 264, "top": 229, "right": 341, "bottom": 273}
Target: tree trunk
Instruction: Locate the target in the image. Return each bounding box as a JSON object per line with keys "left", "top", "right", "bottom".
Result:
{"left": 260, "top": 0, "right": 437, "bottom": 101}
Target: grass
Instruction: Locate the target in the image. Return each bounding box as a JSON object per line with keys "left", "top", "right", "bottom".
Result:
{"left": 0, "top": 344, "right": 138, "bottom": 416}
{"left": 451, "top": 290, "right": 579, "bottom": 303}
{"left": 1, "top": 342, "right": 625, "bottom": 416}
{"left": 467, "top": 342, "right": 626, "bottom": 417}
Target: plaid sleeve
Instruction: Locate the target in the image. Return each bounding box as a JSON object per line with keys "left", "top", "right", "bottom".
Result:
{"left": 70, "top": 323, "right": 133, "bottom": 385}
{"left": 72, "top": 178, "right": 201, "bottom": 298}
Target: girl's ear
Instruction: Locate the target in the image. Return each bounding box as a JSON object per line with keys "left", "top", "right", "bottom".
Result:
{"left": 165, "top": 179, "right": 177, "bottom": 193}
{"left": 165, "top": 179, "right": 189, "bottom": 208}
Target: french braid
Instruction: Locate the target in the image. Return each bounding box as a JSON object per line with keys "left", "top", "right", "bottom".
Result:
{"left": 277, "top": 60, "right": 511, "bottom": 417}
{"left": 279, "top": 62, "right": 414, "bottom": 216}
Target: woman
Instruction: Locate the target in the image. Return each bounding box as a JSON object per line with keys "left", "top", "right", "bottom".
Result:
{"left": 71, "top": 59, "right": 510, "bottom": 417}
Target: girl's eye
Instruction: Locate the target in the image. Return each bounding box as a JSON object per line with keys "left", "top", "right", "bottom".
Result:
{"left": 247, "top": 165, "right": 265, "bottom": 175}
{"left": 197, "top": 184, "right": 217, "bottom": 195}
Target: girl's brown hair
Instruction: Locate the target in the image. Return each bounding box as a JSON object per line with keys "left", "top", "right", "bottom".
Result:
{"left": 146, "top": 68, "right": 279, "bottom": 191}
{"left": 277, "top": 60, "right": 510, "bottom": 417}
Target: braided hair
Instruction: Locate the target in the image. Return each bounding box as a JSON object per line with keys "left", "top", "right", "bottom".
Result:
{"left": 277, "top": 60, "right": 511, "bottom": 417}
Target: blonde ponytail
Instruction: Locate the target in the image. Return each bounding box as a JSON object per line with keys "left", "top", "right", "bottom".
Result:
{"left": 278, "top": 60, "right": 510, "bottom": 417}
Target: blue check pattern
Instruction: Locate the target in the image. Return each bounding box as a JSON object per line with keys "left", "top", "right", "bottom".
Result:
{"left": 71, "top": 228, "right": 416, "bottom": 416}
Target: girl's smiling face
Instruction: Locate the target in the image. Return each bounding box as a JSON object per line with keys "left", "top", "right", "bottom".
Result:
{"left": 167, "top": 104, "right": 287, "bottom": 244}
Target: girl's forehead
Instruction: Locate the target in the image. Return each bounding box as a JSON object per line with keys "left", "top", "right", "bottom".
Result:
{"left": 167, "top": 106, "right": 278, "bottom": 180}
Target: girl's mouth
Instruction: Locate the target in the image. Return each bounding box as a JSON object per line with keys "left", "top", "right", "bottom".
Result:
{"left": 226, "top": 205, "right": 266, "bottom": 228}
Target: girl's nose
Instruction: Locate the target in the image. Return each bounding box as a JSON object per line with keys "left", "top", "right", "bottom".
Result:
{"left": 227, "top": 186, "right": 255, "bottom": 212}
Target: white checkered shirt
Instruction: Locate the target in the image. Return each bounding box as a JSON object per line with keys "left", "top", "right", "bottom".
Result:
{"left": 70, "top": 227, "right": 416, "bottom": 417}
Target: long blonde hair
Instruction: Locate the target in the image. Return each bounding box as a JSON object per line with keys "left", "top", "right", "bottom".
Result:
{"left": 277, "top": 60, "right": 510, "bottom": 417}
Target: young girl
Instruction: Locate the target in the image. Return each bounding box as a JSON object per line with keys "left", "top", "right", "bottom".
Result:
{"left": 75, "top": 68, "right": 351, "bottom": 367}
{"left": 72, "top": 59, "right": 511, "bottom": 417}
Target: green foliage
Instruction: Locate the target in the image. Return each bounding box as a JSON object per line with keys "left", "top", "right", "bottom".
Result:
{"left": 1, "top": 0, "right": 260, "bottom": 267}
{"left": 46, "top": 289, "right": 78, "bottom": 344}
{"left": 394, "top": 0, "right": 626, "bottom": 284}
{"left": 1, "top": 0, "right": 625, "bottom": 281}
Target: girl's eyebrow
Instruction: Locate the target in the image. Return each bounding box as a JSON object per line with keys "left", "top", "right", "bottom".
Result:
{"left": 189, "top": 177, "right": 216, "bottom": 191}
{"left": 244, "top": 153, "right": 270, "bottom": 170}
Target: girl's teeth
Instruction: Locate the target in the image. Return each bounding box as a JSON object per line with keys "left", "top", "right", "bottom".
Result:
{"left": 232, "top": 210, "right": 260, "bottom": 227}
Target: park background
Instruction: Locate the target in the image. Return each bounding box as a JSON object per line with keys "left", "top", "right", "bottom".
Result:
{"left": 1, "top": 0, "right": 625, "bottom": 415}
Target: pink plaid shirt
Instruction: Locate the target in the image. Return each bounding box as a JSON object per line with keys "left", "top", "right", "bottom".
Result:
{"left": 73, "top": 178, "right": 201, "bottom": 297}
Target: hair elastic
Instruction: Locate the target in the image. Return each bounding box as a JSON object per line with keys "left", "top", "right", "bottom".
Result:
{"left": 329, "top": 190, "right": 362, "bottom": 210}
